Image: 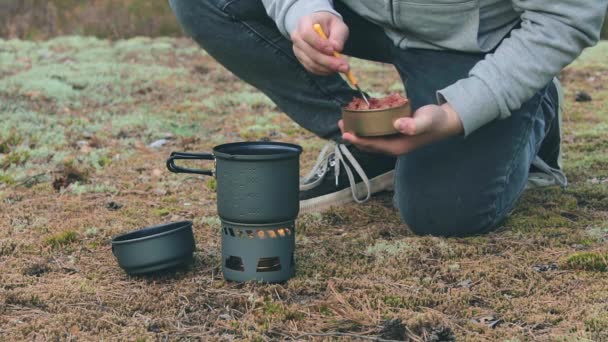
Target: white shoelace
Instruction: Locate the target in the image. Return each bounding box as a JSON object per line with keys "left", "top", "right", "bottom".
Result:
{"left": 300, "top": 142, "right": 372, "bottom": 203}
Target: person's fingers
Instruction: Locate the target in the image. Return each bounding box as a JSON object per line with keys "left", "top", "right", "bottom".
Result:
{"left": 342, "top": 132, "right": 362, "bottom": 146}
{"left": 291, "top": 13, "right": 351, "bottom": 75}
{"left": 342, "top": 132, "right": 378, "bottom": 153}
{"left": 394, "top": 105, "right": 437, "bottom": 135}
{"left": 293, "top": 50, "right": 329, "bottom": 74}
{"left": 293, "top": 45, "right": 333, "bottom": 75}
{"left": 342, "top": 132, "right": 390, "bottom": 153}
{"left": 293, "top": 38, "right": 347, "bottom": 72}
{"left": 393, "top": 117, "right": 417, "bottom": 135}
{"left": 298, "top": 17, "right": 334, "bottom": 55}
{"left": 328, "top": 19, "right": 349, "bottom": 52}
{"left": 343, "top": 130, "right": 422, "bottom": 156}
{"left": 411, "top": 110, "right": 435, "bottom": 134}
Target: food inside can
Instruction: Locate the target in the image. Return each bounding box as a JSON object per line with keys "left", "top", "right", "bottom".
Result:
{"left": 345, "top": 93, "right": 408, "bottom": 111}
{"left": 341, "top": 92, "right": 412, "bottom": 137}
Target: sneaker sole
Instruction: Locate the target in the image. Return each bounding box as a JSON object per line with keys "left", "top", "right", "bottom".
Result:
{"left": 299, "top": 170, "right": 395, "bottom": 214}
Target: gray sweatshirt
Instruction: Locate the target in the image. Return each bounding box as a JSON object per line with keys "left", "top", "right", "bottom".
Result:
{"left": 261, "top": 0, "right": 607, "bottom": 135}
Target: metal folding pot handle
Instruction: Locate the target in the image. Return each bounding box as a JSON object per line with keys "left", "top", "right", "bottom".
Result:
{"left": 166, "top": 152, "right": 215, "bottom": 176}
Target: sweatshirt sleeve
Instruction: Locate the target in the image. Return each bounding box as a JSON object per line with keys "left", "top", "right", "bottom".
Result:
{"left": 261, "top": 0, "right": 341, "bottom": 37}
{"left": 437, "top": 1, "right": 608, "bottom": 136}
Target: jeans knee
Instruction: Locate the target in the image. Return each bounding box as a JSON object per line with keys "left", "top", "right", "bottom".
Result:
{"left": 395, "top": 193, "right": 501, "bottom": 237}
{"left": 169, "top": 0, "right": 223, "bottom": 39}
{"left": 170, "top": 0, "right": 272, "bottom": 54}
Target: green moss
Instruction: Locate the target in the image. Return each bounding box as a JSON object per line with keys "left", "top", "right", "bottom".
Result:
{"left": 586, "top": 226, "right": 608, "bottom": 242}
{"left": 262, "top": 300, "right": 283, "bottom": 315}
{"left": 0, "top": 141, "right": 10, "bottom": 154}
{"left": 70, "top": 182, "right": 117, "bottom": 195}
{"left": 566, "top": 154, "right": 608, "bottom": 180}
{"left": 259, "top": 299, "right": 306, "bottom": 323}
{"left": 196, "top": 216, "right": 221, "bottom": 230}
{"left": 239, "top": 113, "right": 281, "bottom": 139}
{"left": 508, "top": 211, "right": 577, "bottom": 232}
{"left": 564, "top": 252, "right": 608, "bottom": 272}
{"left": 0, "top": 173, "right": 15, "bottom": 185}
{"left": 109, "top": 109, "right": 208, "bottom": 139}
{"left": 84, "top": 227, "right": 98, "bottom": 237}
{"left": 365, "top": 240, "right": 412, "bottom": 258}
{"left": 283, "top": 309, "right": 305, "bottom": 321}
{"left": 319, "top": 305, "right": 333, "bottom": 316}
{"left": 153, "top": 207, "right": 176, "bottom": 217}
{"left": 0, "top": 58, "right": 186, "bottom": 107}
{"left": 578, "top": 239, "right": 597, "bottom": 247}
{"left": 11, "top": 87, "right": 204, "bottom": 189}
{"left": 585, "top": 313, "right": 608, "bottom": 333}
{"left": 383, "top": 295, "right": 404, "bottom": 308}
{"left": 0, "top": 150, "right": 30, "bottom": 169}
{"left": 202, "top": 91, "right": 273, "bottom": 111}
{"left": 206, "top": 178, "right": 217, "bottom": 192}
{"left": 0, "top": 130, "right": 24, "bottom": 153}
{"left": 46, "top": 231, "right": 78, "bottom": 249}
{"left": 79, "top": 149, "right": 112, "bottom": 170}
{"left": 99, "top": 155, "right": 111, "bottom": 168}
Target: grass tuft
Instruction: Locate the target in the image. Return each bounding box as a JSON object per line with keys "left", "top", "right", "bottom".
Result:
{"left": 206, "top": 178, "right": 217, "bottom": 192}
{"left": 152, "top": 207, "right": 176, "bottom": 217}
{"left": 0, "top": 150, "right": 30, "bottom": 169}
{"left": 45, "top": 231, "right": 78, "bottom": 249}
{"left": 563, "top": 252, "right": 608, "bottom": 272}
{"left": 585, "top": 313, "right": 608, "bottom": 333}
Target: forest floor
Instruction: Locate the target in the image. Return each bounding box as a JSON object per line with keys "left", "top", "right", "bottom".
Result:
{"left": 1, "top": 37, "right": 607, "bottom": 341}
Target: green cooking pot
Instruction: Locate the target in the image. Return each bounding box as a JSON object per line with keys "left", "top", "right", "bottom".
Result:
{"left": 166, "top": 142, "right": 302, "bottom": 224}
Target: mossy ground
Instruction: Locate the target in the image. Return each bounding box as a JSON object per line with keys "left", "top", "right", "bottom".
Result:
{"left": 1, "top": 37, "right": 607, "bottom": 341}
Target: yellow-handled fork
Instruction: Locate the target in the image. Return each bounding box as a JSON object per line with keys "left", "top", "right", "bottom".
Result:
{"left": 313, "top": 23, "right": 370, "bottom": 106}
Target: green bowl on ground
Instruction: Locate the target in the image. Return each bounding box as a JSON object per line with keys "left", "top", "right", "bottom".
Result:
{"left": 111, "top": 221, "right": 196, "bottom": 275}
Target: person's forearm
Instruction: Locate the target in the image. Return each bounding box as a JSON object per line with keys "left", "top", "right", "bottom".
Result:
{"left": 438, "top": 0, "right": 608, "bottom": 136}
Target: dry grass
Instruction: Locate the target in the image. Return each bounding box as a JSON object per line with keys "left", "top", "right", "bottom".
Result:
{"left": 0, "top": 37, "right": 608, "bottom": 341}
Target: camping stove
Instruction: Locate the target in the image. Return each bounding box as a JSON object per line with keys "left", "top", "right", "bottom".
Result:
{"left": 221, "top": 220, "right": 295, "bottom": 283}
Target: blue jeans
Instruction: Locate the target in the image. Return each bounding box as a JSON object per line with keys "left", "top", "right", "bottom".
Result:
{"left": 169, "top": 0, "right": 558, "bottom": 236}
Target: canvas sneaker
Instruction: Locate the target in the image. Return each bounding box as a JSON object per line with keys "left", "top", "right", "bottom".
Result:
{"left": 299, "top": 142, "right": 396, "bottom": 213}
{"left": 527, "top": 77, "right": 568, "bottom": 189}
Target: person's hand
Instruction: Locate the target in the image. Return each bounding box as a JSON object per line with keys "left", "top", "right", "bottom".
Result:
{"left": 291, "top": 12, "right": 349, "bottom": 75}
{"left": 340, "top": 103, "right": 464, "bottom": 156}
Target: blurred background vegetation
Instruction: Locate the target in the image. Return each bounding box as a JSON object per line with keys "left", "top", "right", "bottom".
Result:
{"left": 0, "top": 0, "right": 181, "bottom": 39}
{"left": 0, "top": 0, "right": 607, "bottom": 40}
